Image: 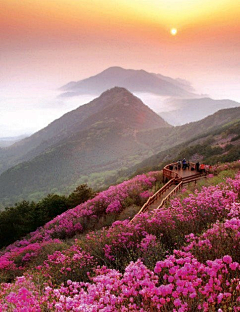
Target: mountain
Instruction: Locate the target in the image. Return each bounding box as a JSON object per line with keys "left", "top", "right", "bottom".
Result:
{"left": 60, "top": 67, "right": 195, "bottom": 98}
{"left": 0, "top": 88, "right": 169, "bottom": 176}
{"left": 160, "top": 97, "right": 240, "bottom": 125}
{"left": 0, "top": 91, "right": 239, "bottom": 207}
{"left": 114, "top": 110, "right": 240, "bottom": 180}
{"left": 133, "top": 106, "right": 240, "bottom": 158}
{"left": 0, "top": 87, "right": 169, "bottom": 206}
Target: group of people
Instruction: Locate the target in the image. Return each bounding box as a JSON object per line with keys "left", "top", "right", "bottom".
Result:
{"left": 171, "top": 159, "right": 211, "bottom": 173}
{"left": 176, "top": 158, "right": 190, "bottom": 170}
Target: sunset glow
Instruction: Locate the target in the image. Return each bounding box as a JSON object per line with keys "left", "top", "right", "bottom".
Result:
{"left": 0, "top": 0, "right": 240, "bottom": 136}
{"left": 170, "top": 28, "right": 178, "bottom": 36}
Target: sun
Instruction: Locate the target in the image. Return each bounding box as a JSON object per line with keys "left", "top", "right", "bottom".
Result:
{"left": 170, "top": 28, "right": 178, "bottom": 36}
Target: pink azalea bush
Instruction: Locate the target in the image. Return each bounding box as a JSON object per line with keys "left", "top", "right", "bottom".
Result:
{"left": 0, "top": 239, "right": 63, "bottom": 282}
{"left": 0, "top": 276, "right": 42, "bottom": 311}
{"left": 184, "top": 216, "right": 240, "bottom": 263}
{"left": 37, "top": 243, "right": 97, "bottom": 285}
{"left": 1, "top": 253, "right": 238, "bottom": 311}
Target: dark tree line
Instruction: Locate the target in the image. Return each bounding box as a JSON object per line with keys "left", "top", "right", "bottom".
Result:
{"left": 0, "top": 184, "right": 94, "bottom": 249}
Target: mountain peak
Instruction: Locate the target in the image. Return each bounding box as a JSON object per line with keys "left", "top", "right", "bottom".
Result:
{"left": 83, "top": 87, "right": 170, "bottom": 131}
{"left": 100, "top": 86, "right": 131, "bottom": 95}
{"left": 60, "top": 67, "right": 195, "bottom": 97}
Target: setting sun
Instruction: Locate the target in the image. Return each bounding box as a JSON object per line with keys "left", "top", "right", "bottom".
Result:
{"left": 170, "top": 28, "right": 178, "bottom": 35}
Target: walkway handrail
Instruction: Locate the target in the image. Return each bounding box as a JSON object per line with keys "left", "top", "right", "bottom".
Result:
{"left": 130, "top": 178, "right": 176, "bottom": 223}
{"left": 182, "top": 173, "right": 207, "bottom": 185}
{"left": 163, "top": 166, "right": 179, "bottom": 180}
{"left": 156, "top": 181, "right": 183, "bottom": 209}
{"left": 158, "top": 173, "right": 207, "bottom": 210}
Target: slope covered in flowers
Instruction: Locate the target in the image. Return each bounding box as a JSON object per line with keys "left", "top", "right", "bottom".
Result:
{"left": 0, "top": 171, "right": 161, "bottom": 281}
{"left": 0, "top": 163, "right": 239, "bottom": 311}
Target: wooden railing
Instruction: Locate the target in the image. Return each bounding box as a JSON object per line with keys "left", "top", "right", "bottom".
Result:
{"left": 157, "top": 173, "right": 207, "bottom": 210}
{"left": 130, "top": 178, "right": 176, "bottom": 223}
{"left": 130, "top": 162, "right": 208, "bottom": 222}
{"left": 163, "top": 162, "right": 196, "bottom": 179}
{"left": 163, "top": 163, "right": 179, "bottom": 180}
{"left": 156, "top": 181, "right": 183, "bottom": 209}
{"left": 182, "top": 172, "right": 207, "bottom": 185}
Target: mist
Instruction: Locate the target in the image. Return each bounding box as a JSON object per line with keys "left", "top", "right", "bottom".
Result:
{"left": 0, "top": 86, "right": 96, "bottom": 138}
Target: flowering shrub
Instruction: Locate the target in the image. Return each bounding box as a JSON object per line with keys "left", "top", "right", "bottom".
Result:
{"left": 36, "top": 253, "right": 239, "bottom": 311}
{"left": 29, "top": 171, "right": 160, "bottom": 241}
{"left": 38, "top": 243, "right": 97, "bottom": 286}
{"left": 0, "top": 239, "right": 63, "bottom": 283}
{"left": 184, "top": 216, "right": 240, "bottom": 263}
{"left": 211, "top": 160, "right": 240, "bottom": 175}
{"left": 74, "top": 174, "right": 239, "bottom": 274}
{"left": 0, "top": 276, "right": 42, "bottom": 311}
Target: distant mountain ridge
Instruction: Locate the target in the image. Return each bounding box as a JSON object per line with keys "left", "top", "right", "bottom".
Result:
{"left": 160, "top": 97, "right": 240, "bottom": 125}
{"left": 59, "top": 67, "right": 240, "bottom": 127}
{"left": 60, "top": 67, "right": 195, "bottom": 98}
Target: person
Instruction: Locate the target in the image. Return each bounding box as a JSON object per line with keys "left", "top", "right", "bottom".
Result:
{"left": 196, "top": 162, "right": 200, "bottom": 172}
{"left": 177, "top": 160, "right": 181, "bottom": 170}
{"left": 182, "top": 158, "right": 187, "bottom": 170}
{"left": 199, "top": 163, "right": 205, "bottom": 173}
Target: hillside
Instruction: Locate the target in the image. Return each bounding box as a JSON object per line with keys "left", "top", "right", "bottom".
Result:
{"left": 60, "top": 66, "right": 195, "bottom": 97}
{"left": 0, "top": 98, "right": 239, "bottom": 207}
{"left": 119, "top": 112, "right": 240, "bottom": 179}
{"left": 0, "top": 88, "right": 169, "bottom": 206}
{"left": 0, "top": 162, "right": 239, "bottom": 310}
{"left": 130, "top": 106, "right": 240, "bottom": 163}
{"left": 160, "top": 97, "right": 240, "bottom": 125}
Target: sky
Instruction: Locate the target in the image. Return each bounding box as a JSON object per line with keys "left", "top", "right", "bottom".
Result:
{"left": 0, "top": 0, "right": 240, "bottom": 136}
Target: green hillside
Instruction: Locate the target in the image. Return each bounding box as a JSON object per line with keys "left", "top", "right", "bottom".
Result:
{"left": 0, "top": 93, "right": 239, "bottom": 208}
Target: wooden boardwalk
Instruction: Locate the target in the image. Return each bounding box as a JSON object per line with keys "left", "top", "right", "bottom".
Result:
{"left": 147, "top": 184, "right": 176, "bottom": 211}
{"left": 131, "top": 162, "right": 206, "bottom": 222}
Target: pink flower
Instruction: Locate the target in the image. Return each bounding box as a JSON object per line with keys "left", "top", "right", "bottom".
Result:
{"left": 174, "top": 298, "right": 181, "bottom": 307}
{"left": 229, "top": 262, "right": 238, "bottom": 270}
{"left": 223, "top": 255, "right": 232, "bottom": 264}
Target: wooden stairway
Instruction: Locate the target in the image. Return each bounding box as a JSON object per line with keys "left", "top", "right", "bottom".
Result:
{"left": 131, "top": 162, "right": 206, "bottom": 223}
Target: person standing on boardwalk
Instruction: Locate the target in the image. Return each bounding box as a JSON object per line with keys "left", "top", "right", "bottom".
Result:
{"left": 196, "top": 162, "right": 200, "bottom": 172}
{"left": 200, "top": 163, "right": 205, "bottom": 173}
{"left": 182, "top": 158, "right": 187, "bottom": 170}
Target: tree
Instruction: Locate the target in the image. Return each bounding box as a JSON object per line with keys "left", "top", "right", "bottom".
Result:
{"left": 67, "top": 184, "right": 94, "bottom": 208}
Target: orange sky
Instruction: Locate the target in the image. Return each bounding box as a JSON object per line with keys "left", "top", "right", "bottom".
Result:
{"left": 1, "top": 0, "right": 240, "bottom": 99}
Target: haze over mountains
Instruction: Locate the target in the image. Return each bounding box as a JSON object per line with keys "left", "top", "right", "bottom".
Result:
{"left": 0, "top": 87, "right": 239, "bottom": 208}
{"left": 0, "top": 135, "right": 28, "bottom": 148}
{"left": 60, "top": 67, "right": 240, "bottom": 126}
{"left": 0, "top": 88, "right": 169, "bottom": 206}
{"left": 60, "top": 67, "right": 196, "bottom": 98}
{"left": 1, "top": 67, "right": 239, "bottom": 139}
{"left": 0, "top": 88, "right": 168, "bottom": 174}
{"left": 160, "top": 97, "right": 240, "bottom": 125}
